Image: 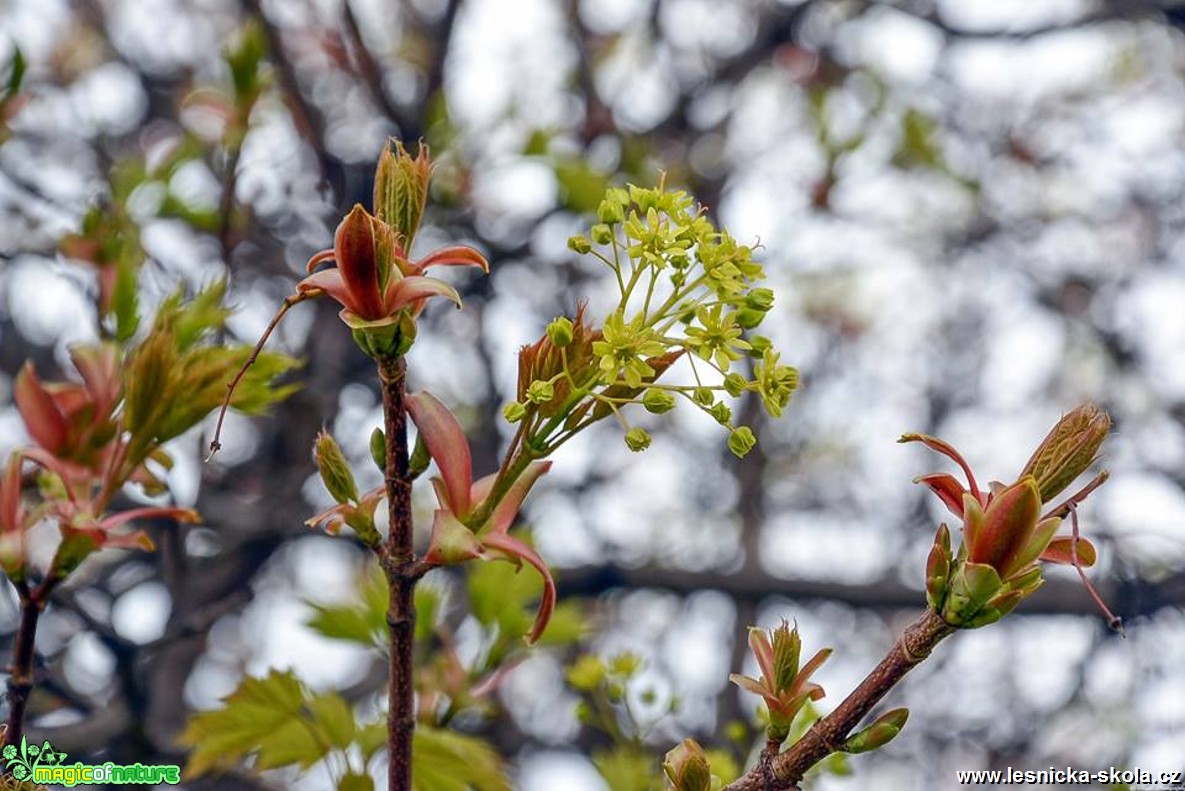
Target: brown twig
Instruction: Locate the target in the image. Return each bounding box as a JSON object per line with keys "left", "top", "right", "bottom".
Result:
{"left": 207, "top": 292, "right": 311, "bottom": 460}
{"left": 723, "top": 609, "right": 955, "bottom": 791}
{"left": 3, "top": 578, "right": 54, "bottom": 748}
{"left": 378, "top": 355, "right": 417, "bottom": 791}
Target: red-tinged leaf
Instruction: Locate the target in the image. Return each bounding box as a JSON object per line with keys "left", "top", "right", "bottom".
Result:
{"left": 748, "top": 628, "right": 775, "bottom": 686}
{"left": 1, "top": 454, "right": 21, "bottom": 532}
{"left": 728, "top": 673, "right": 768, "bottom": 698}
{"left": 915, "top": 473, "right": 967, "bottom": 519}
{"left": 424, "top": 509, "right": 482, "bottom": 565}
{"left": 899, "top": 432, "right": 981, "bottom": 500}
{"left": 487, "top": 460, "right": 552, "bottom": 535}
{"left": 480, "top": 531, "right": 555, "bottom": 644}
{"left": 296, "top": 268, "right": 354, "bottom": 305}
{"left": 69, "top": 343, "right": 120, "bottom": 410}
{"left": 305, "top": 247, "right": 335, "bottom": 273}
{"left": 98, "top": 506, "right": 200, "bottom": 531}
{"left": 407, "top": 390, "right": 473, "bottom": 516}
{"left": 970, "top": 478, "right": 1041, "bottom": 572}
{"left": 411, "top": 245, "right": 490, "bottom": 275}
{"left": 796, "top": 647, "right": 832, "bottom": 688}
{"left": 1041, "top": 535, "right": 1097, "bottom": 567}
{"left": 384, "top": 275, "right": 462, "bottom": 312}
{"left": 14, "top": 362, "right": 69, "bottom": 453}
{"left": 334, "top": 205, "right": 384, "bottom": 319}
{"left": 1003, "top": 515, "right": 1062, "bottom": 578}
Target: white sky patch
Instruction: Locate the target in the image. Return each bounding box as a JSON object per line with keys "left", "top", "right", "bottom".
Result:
{"left": 1114, "top": 272, "right": 1185, "bottom": 399}
{"left": 840, "top": 6, "right": 944, "bottom": 84}
{"left": 112, "top": 581, "right": 173, "bottom": 644}
{"left": 1100, "top": 473, "right": 1185, "bottom": 565}
{"left": 519, "top": 751, "right": 606, "bottom": 791}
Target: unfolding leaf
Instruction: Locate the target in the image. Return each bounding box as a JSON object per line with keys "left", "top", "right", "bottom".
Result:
{"left": 413, "top": 727, "right": 510, "bottom": 791}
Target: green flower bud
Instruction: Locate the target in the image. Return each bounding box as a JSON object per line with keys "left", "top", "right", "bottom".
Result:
{"left": 591, "top": 223, "right": 613, "bottom": 245}
{"left": 527, "top": 380, "right": 555, "bottom": 404}
{"left": 734, "top": 308, "right": 766, "bottom": 329}
{"left": 546, "top": 316, "right": 574, "bottom": 347}
{"left": 624, "top": 427, "right": 652, "bottom": 452}
{"left": 728, "top": 426, "right": 757, "bottom": 458}
{"left": 748, "top": 335, "right": 772, "bottom": 355}
{"left": 314, "top": 431, "right": 358, "bottom": 504}
{"left": 746, "top": 288, "right": 775, "bottom": 311}
{"left": 568, "top": 235, "right": 592, "bottom": 254}
{"left": 642, "top": 388, "right": 677, "bottom": 414}
{"left": 503, "top": 401, "right": 527, "bottom": 423}
{"left": 597, "top": 197, "right": 625, "bottom": 224}
{"left": 693, "top": 387, "right": 714, "bottom": 407}
{"left": 710, "top": 402, "right": 732, "bottom": 425}
{"left": 723, "top": 373, "right": 748, "bottom": 398}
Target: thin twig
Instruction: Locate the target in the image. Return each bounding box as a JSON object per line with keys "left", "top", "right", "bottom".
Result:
{"left": 1067, "top": 503, "right": 1124, "bottom": 635}
{"left": 207, "top": 292, "right": 311, "bottom": 459}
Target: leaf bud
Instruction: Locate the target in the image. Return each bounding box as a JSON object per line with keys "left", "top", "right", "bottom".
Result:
{"left": 314, "top": 431, "right": 358, "bottom": 504}
{"left": 1019, "top": 403, "right": 1111, "bottom": 503}
{"left": 370, "top": 427, "right": 388, "bottom": 472}
{"left": 841, "top": 708, "right": 910, "bottom": 754}
{"left": 662, "top": 739, "right": 712, "bottom": 791}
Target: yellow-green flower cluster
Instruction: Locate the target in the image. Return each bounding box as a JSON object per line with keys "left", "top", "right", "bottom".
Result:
{"left": 506, "top": 182, "right": 799, "bottom": 458}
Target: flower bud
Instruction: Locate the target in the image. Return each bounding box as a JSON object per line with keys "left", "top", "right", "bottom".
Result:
{"left": 527, "top": 380, "right": 555, "bottom": 404}
{"left": 693, "top": 387, "right": 714, "bottom": 407}
{"left": 314, "top": 431, "right": 358, "bottom": 504}
{"left": 734, "top": 308, "right": 766, "bottom": 330}
{"left": 546, "top": 316, "right": 574, "bottom": 347}
{"left": 1019, "top": 403, "right": 1111, "bottom": 503}
{"left": 723, "top": 373, "right": 748, "bottom": 398}
{"left": 590, "top": 223, "right": 613, "bottom": 245}
{"left": 728, "top": 426, "right": 757, "bottom": 458}
{"left": 663, "top": 739, "right": 712, "bottom": 791}
{"left": 502, "top": 401, "right": 527, "bottom": 423}
{"left": 567, "top": 235, "right": 592, "bottom": 254}
{"left": 624, "top": 428, "right": 652, "bottom": 452}
{"left": 746, "top": 288, "right": 775, "bottom": 311}
{"left": 642, "top": 388, "right": 677, "bottom": 414}
{"left": 710, "top": 402, "right": 732, "bottom": 425}
{"left": 748, "top": 335, "right": 772, "bottom": 356}
{"left": 597, "top": 197, "right": 625, "bottom": 224}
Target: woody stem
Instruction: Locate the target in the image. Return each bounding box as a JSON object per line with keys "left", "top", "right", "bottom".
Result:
{"left": 4, "top": 578, "right": 53, "bottom": 749}
{"left": 379, "top": 355, "right": 417, "bottom": 791}
{"left": 722, "top": 609, "right": 955, "bottom": 791}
